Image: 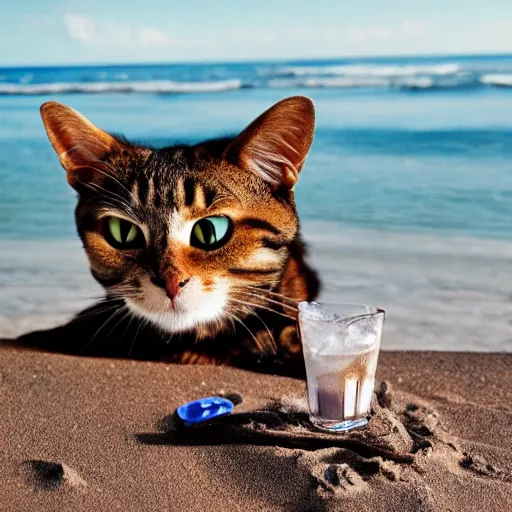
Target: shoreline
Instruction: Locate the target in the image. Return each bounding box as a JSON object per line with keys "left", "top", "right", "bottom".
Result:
{"left": 2, "top": 223, "right": 511, "bottom": 351}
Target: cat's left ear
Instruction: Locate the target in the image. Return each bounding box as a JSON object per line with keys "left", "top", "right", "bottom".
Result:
{"left": 40, "top": 101, "right": 125, "bottom": 189}
{"left": 223, "top": 95, "right": 315, "bottom": 190}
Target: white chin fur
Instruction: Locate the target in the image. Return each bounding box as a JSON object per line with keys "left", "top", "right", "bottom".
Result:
{"left": 124, "top": 277, "right": 228, "bottom": 334}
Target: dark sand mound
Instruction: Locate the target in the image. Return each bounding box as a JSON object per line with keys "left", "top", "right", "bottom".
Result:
{"left": 0, "top": 349, "right": 510, "bottom": 511}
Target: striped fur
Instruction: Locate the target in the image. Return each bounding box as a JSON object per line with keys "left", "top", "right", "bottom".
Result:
{"left": 17, "top": 96, "right": 320, "bottom": 378}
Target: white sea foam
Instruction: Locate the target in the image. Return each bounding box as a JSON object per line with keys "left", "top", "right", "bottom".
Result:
{"left": 268, "top": 74, "right": 467, "bottom": 91}
{"left": 480, "top": 74, "right": 512, "bottom": 87}
{"left": 266, "top": 63, "right": 464, "bottom": 90}
{"left": 0, "top": 64, "right": 484, "bottom": 95}
{"left": 0, "top": 79, "right": 243, "bottom": 95}
{"left": 299, "top": 77, "right": 390, "bottom": 88}
{"left": 274, "top": 63, "right": 461, "bottom": 78}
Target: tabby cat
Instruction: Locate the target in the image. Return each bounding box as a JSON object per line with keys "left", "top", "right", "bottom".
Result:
{"left": 16, "top": 96, "right": 320, "bottom": 378}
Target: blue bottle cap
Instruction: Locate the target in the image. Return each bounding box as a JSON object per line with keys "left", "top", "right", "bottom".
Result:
{"left": 177, "top": 396, "right": 235, "bottom": 425}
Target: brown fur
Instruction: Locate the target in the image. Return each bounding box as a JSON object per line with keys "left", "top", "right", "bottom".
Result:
{"left": 16, "top": 97, "right": 320, "bottom": 378}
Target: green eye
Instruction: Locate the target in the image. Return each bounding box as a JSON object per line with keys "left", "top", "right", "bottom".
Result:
{"left": 103, "top": 217, "right": 144, "bottom": 249}
{"left": 191, "top": 216, "right": 232, "bottom": 250}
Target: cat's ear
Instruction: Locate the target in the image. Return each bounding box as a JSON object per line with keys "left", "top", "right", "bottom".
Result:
{"left": 223, "top": 95, "right": 315, "bottom": 190}
{"left": 40, "top": 101, "right": 124, "bottom": 189}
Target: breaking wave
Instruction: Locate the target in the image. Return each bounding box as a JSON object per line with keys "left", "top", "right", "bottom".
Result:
{"left": 268, "top": 75, "right": 472, "bottom": 91}
{"left": 480, "top": 74, "right": 512, "bottom": 87}
{"left": 4, "top": 62, "right": 512, "bottom": 95}
{"left": 270, "top": 63, "right": 462, "bottom": 78}
{"left": 0, "top": 79, "right": 243, "bottom": 95}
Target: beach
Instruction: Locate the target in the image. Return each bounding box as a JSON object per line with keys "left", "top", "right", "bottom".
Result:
{"left": 1, "top": 56, "right": 512, "bottom": 509}
{"left": 0, "top": 347, "right": 510, "bottom": 511}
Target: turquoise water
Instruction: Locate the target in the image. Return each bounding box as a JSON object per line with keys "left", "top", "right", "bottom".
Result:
{"left": 1, "top": 55, "right": 512, "bottom": 349}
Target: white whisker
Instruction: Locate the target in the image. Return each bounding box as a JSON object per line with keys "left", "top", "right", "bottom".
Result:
{"left": 237, "top": 290, "right": 298, "bottom": 311}
{"left": 250, "top": 309, "right": 277, "bottom": 354}
{"left": 230, "top": 298, "right": 297, "bottom": 321}
{"left": 230, "top": 313, "right": 264, "bottom": 354}
{"left": 244, "top": 285, "right": 299, "bottom": 304}
{"left": 83, "top": 305, "right": 127, "bottom": 354}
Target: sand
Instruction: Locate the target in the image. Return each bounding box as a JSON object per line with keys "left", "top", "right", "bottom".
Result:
{"left": 0, "top": 348, "right": 510, "bottom": 511}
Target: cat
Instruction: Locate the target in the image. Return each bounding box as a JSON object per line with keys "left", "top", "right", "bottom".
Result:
{"left": 15, "top": 96, "right": 320, "bottom": 378}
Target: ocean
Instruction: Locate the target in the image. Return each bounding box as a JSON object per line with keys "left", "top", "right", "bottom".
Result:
{"left": 1, "top": 54, "right": 511, "bottom": 351}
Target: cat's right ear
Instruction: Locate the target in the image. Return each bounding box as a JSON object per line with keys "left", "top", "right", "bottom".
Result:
{"left": 222, "top": 96, "right": 315, "bottom": 191}
{"left": 40, "top": 101, "right": 123, "bottom": 189}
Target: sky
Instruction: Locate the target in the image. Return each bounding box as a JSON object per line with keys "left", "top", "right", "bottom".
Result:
{"left": 3, "top": 0, "right": 512, "bottom": 66}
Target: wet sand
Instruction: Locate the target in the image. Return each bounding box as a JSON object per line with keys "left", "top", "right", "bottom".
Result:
{"left": 2, "top": 224, "right": 512, "bottom": 352}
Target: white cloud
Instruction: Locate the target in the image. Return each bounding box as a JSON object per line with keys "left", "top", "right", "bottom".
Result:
{"left": 64, "top": 13, "right": 95, "bottom": 45}
{"left": 63, "top": 13, "right": 174, "bottom": 48}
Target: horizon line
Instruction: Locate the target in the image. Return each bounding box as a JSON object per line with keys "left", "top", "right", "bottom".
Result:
{"left": 1, "top": 50, "right": 512, "bottom": 70}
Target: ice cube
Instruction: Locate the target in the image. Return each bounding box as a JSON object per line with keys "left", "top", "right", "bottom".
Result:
{"left": 345, "top": 315, "right": 380, "bottom": 350}
{"left": 298, "top": 302, "right": 337, "bottom": 324}
{"left": 298, "top": 302, "right": 334, "bottom": 353}
{"left": 298, "top": 302, "right": 349, "bottom": 355}
{"left": 317, "top": 320, "right": 348, "bottom": 355}
{"left": 315, "top": 332, "right": 345, "bottom": 356}
{"left": 301, "top": 323, "right": 341, "bottom": 355}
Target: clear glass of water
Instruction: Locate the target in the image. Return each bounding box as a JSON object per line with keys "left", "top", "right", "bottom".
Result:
{"left": 298, "top": 302, "right": 385, "bottom": 433}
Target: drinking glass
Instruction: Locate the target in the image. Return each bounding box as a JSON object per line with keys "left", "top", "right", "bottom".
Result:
{"left": 298, "top": 302, "right": 385, "bottom": 432}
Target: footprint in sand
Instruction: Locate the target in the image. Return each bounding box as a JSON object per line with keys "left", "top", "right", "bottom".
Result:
{"left": 23, "top": 460, "right": 87, "bottom": 491}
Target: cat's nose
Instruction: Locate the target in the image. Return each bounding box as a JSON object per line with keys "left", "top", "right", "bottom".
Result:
{"left": 150, "top": 275, "right": 190, "bottom": 301}
{"left": 165, "top": 275, "right": 190, "bottom": 301}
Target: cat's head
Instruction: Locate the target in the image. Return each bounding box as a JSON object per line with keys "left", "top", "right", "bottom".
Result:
{"left": 40, "top": 97, "right": 315, "bottom": 338}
